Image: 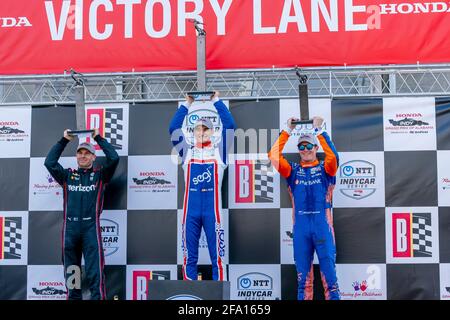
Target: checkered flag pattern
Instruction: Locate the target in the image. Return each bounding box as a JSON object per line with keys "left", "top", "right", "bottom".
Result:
{"left": 412, "top": 213, "right": 433, "bottom": 257}
{"left": 105, "top": 109, "right": 123, "bottom": 149}
{"left": 254, "top": 162, "right": 274, "bottom": 202}
{"left": 3, "top": 217, "right": 22, "bottom": 259}
{"left": 1, "top": 97, "right": 450, "bottom": 300}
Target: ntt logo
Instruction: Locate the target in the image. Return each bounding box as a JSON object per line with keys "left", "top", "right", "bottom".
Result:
{"left": 342, "top": 166, "right": 354, "bottom": 177}
{"left": 188, "top": 114, "right": 200, "bottom": 125}
{"left": 239, "top": 277, "right": 252, "bottom": 289}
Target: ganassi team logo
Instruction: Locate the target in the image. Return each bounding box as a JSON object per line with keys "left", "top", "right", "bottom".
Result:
{"left": 339, "top": 160, "right": 377, "bottom": 200}
{"left": 0, "top": 216, "right": 22, "bottom": 260}
{"left": 237, "top": 273, "right": 273, "bottom": 299}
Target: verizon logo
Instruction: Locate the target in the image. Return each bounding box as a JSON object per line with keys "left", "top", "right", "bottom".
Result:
{"left": 0, "top": 17, "right": 32, "bottom": 28}
{"left": 68, "top": 184, "right": 96, "bottom": 192}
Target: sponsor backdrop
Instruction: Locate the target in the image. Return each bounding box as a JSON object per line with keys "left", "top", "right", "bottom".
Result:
{"left": 2, "top": 1, "right": 450, "bottom": 74}
{"left": 0, "top": 97, "right": 450, "bottom": 300}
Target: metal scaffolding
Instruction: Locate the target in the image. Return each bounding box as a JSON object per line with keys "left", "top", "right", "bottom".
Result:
{"left": 2, "top": 64, "right": 450, "bottom": 105}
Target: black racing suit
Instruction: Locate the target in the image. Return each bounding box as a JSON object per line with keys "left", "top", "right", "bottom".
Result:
{"left": 44, "top": 136, "right": 119, "bottom": 300}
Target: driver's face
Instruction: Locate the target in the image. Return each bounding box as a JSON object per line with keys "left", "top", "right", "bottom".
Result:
{"left": 298, "top": 143, "right": 318, "bottom": 163}
{"left": 76, "top": 149, "right": 96, "bottom": 168}
{"left": 194, "top": 125, "right": 212, "bottom": 143}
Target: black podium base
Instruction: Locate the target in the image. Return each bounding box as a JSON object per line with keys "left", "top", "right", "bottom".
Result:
{"left": 147, "top": 280, "right": 230, "bottom": 300}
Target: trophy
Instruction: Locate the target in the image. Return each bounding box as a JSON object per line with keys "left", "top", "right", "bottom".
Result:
{"left": 291, "top": 119, "right": 313, "bottom": 125}
{"left": 67, "top": 129, "right": 95, "bottom": 137}
{"left": 67, "top": 129, "right": 96, "bottom": 145}
{"left": 187, "top": 91, "right": 215, "bottom": 101}
{"left": 67, "top": 69, "right": 96, "bottom": 142}
{"left": 291, "top": 68, "right": 313, "bottom": 126}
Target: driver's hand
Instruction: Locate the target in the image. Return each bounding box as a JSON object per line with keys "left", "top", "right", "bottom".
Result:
{"left": 64, "top": 129, "right": 74, "bottom": 141}
{"left": 92, "top": 128, "right": 100, "bottom": 138}
{"left": 211, "top": 91, "right": 219, "bottom": 100}
{"left": 313, "top": 116, "right": 324, "bottom": 129}
{"left": 185, "top": 94, "right": 194, "bottom": 107}
{"left": 287, "top": 117, "right": 299, "bottom": 131}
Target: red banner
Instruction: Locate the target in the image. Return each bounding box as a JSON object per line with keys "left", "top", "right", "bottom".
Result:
{"left": 1, "top": 0, "right": 450, "bottom": 74}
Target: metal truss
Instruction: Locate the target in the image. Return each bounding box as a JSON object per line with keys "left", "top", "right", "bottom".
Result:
{"left": 2, "top": 64, "right": 450, "bottom": 106}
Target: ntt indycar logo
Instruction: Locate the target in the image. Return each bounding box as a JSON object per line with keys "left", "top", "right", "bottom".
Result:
{"left": 188, "top": 115, "right": 218, "bottom": 126}
{"left": 187, "top": 111, "right": 219, "bottom": 127}
{"left": 68, "top": 184, "right": 96, "bottom": 192}
{"left": 237, "top": 273, "right": 273, "bottom": 299}
{"left": 339, "top": 160, "right": 376, "bottom": 200}
{"left": 101, "top": 219, "right": 120, "bottom": 257}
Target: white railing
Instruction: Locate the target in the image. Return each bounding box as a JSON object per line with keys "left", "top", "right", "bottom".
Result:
{"left": 1, "top": 64, "right": 450, "bottom": 105}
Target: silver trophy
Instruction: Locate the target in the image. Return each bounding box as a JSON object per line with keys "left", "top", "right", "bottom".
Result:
{"left": 67, "top": 129, "right": 95, "bottom": 137}
{"left": 187, "top": 91, "right": 215, "bottom": 101}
